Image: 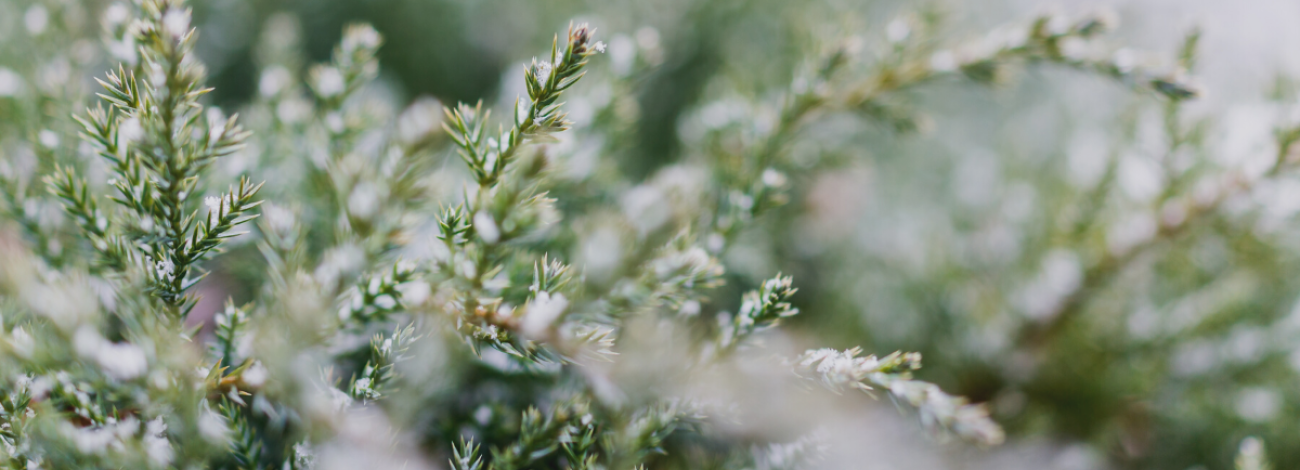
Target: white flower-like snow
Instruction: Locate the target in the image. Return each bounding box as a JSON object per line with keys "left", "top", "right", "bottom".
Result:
{"left": 74, "top": 326, "right": 149, "bottom": 380}
{"left": 9, "top": 327, "right": 34, "bottom": 358}
{"left": 155, "top": 258, "right": 175, "bottom": 278}
{"left": 373, "top": 294, "right": 397, "bottom": 310}
{"left": 144, "top": 418, "right": 173, "bottom": 466}
{"left": 535, "top": 60, "right": 553, "bottom": 85}
{"left": 474, "top": 211, "right": 500, "bottom": 244}
{"left": 314, "top": 67, "right": 346, "bottom": 98}
{"left": 198, "top": 407, "right": 229, "bottom": 444}
{"left": 161, "top": 9, "right": 191, "bottom": 41}
{"left": 0, "top": 67, "right": 25, "bottom": 97}
{"left": 521, "top": 291, "right": 569, "bottom": 340}
{"left": 119, "top": 117, "right": 145, "bottom": 145}
{"left": 242, "top": 361, "right": 268, "bottom": 388}
{"left": 342, "top": 24, "right": 382, "bottom": 54}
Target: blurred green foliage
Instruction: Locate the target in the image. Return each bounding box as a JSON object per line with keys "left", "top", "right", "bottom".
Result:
{"left": 4, "top": 0, "right": 1300, "bottom": 468}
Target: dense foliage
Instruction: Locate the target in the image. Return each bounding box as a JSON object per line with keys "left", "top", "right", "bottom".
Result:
{"left": 0, "top": 0, "right": 1295, "bottom": 469}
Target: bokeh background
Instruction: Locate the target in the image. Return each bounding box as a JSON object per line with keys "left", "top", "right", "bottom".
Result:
{"left": 6, "top": 0, "right": 1300, "bottom": 468}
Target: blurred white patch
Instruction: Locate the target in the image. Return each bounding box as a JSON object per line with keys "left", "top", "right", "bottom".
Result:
{"left": 103, "top": 3, "right": 131, "bottom": 27}
{"left": 806, "top": 166, "right": 872, "bottom": 239}
{"left": 608, "top": 34, "right": 636, "bottom": 76}
{"left": 396, "top": 96, "right": 443, "bottom": 144}
{"left": 653, "top": 164, "right": 709, "bottom": 205}
{"left": 1015, "top": 249, "right": 1081, "bottom": 320}
{"left": 223, "top": 140, "right": 260, "bottom": 176}
{"left": 953, "top": 149, "right": 1000, "bottom": 208}
{"left": 1057, "top": 37, "right": 1092, "bottom": 62}
{"left": 761, "top": 168, "right": 787, "bottom": 188}
{"left": 1001, "top": 183, "right": 1037, "bottom": 224}
{"left": 680, "top": 300, "right": 701, "bottom": 316}
{"left": 94, "top": 340, "right": 147, "bottom": 381}
{"left": 621, "top": 184, "right": 669, "bottom": 235}
{"left": 1252, "top": 178, "right": 1300, "bottom": 231}
{"left": 1217, "top": 103, "right": 1280, "bottom": 179}
{"left": 1049, "top": 443, "right": 1104, "bottom": 470}
{"left": 479, "top": 346, "right": 513, "bottom": 371}
{"left": 314, "top": 243, "right": 365, "bottom": 288}
{"left": 560, "top": 134, "right": 602, "bottom": 180}
{"left": 1235, "top": 387, "right": 1280, "bottom": 422}
{"left": 1222, "top": 326, "right": 1266, "bottom": 364}
{"left": 276, "top": 96, "right": 312, "bottom": 124}
{"left": 373, "top": 294, "right": 397, "bottom": 310}
{"left": 0, "top": 68, "right": 24, "bottom": 97}
{"left": 973, "top": 221, "right": 1022, "bottom": 264}
{"left": 1288, "top": 347, "right": 1300, "bottom": 373}
{"left": 473, "top": 211, "right": 499, "bottom": 244}
{"left": 870, "top": 214, "right": 933, "bottom": 274}
{"left": 260, "top": 203, "right": 297, "bottom": 238}
{"left": 341, "top": 24, "right": 381, "bottom": 53}
{"left": 9, "top": 327, "right": 34, "bottom": 358}
{"left": 199, "top": 406, "right": 229, "bottom": 443}
{"left": 1066, "top": 127, "right": 1109, "bottom": 188}
{"left": 580, "top": 226, "right": 623, "bottom": 282}
{"left": 929, "top": 50, "right": 957, "bottom": 72}
{"left": 347, "top": 182, "right": 381, "bottom": 220}
{"left": 24, "top": 279, "right": 100, "bottom": 331}
{"left": 497, "top": 61, "right": 528, "bottom": 105}
{"left": 107, "top": 34, "right": 138, "bottom": 65}
{"left": 1126, "top": 302, "right": 1161, "bottom": 341}
{"left": 314, "top": 67, "right": 346, "bottom": 98}
{"left": 636, "top": 26, "right": 661, "bottom": 51}
{"left": 1117, "top": 152, "right": 1163, "bottom": 202}
{"left": 258, "top": 65, "right": 292, "bottom": 97}
{"left": 37, "top": 130, "right": 58, "bottom": 149}
{"left": 1171, "top": 340, "right": 1217, "bottom": 377}
{"left": 1107, "top": 211, "right": 1157, "bottom": 255}
{"left": 706, "top": 232, "right": 725, "bottom": 253}
{"left": 886, "top": 17, "right": 912, "bottom": 44}
{"left": 396, "top": 281, "right": 430, "bottom": 306}
{"left": 696, "top": 99, "right": 749, "bottom": 131}
{"left": 1159, "top": 200, "right": 1188, "bottom": 228}
{"left": 144, "top": 418, "right": 172, "bottom": 466}
{"left": 567, "top": 95, "right": 595, "bottom": 127}
{"left": 723, "top": 241, "right": 775, "bottom": 282}
{"left": 473, "top": 405, "right": 492, "bottom": 425}
{"left": 161, "top": 9, "right": 191, "bottom": 40}
{"left": 24, "top": 5, "right": 48, "bottom": 35}
{"left": 521, "top": 292, "right": 568, "bottom": 340}
{"left": 318, "top": 409, "right": 434, "bottom": 470}
{"left": 243, "top": 361, "right": 268, "bottom": 388}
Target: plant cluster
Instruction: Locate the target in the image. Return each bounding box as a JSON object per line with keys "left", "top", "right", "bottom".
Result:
{"left": 0, "top": 0, "right": 1290, "bottom": 469}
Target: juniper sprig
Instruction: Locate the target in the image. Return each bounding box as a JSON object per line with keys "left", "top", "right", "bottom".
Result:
{"left": 65, "top": 0, "right": 261, "bottom": 319}
{"left": 6, "top": 1, "right": 1290, "bottom": 469}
